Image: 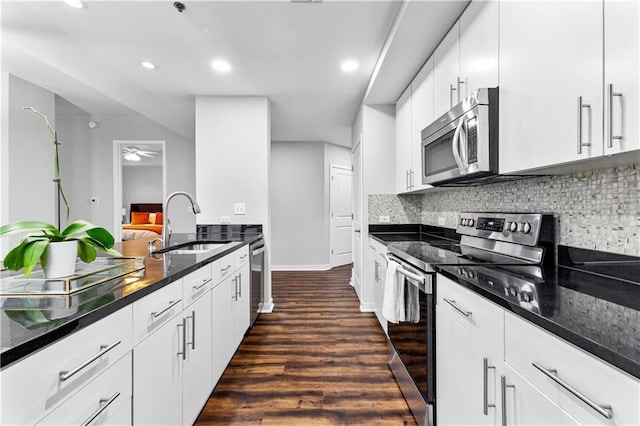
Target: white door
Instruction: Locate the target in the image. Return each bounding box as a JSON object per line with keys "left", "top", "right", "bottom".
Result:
{"left": 351, "top": 141, "right": 362, "bottom": 297}
{"left": 330, "top": 164, "right": 353, "bottom": 268}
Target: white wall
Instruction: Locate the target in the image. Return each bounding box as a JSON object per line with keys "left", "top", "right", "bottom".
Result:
{"left": 271, "top": 142, "right": 325, "bottom": 269}
{"left": 195, "top": 95, "right": 272, "bottom": 308}
{"left": 122, "top": 165, "right": 163, "bottom": 222}
{"left": 271, "top": 141, "right": 351, "bottom": 270}
{"left": 1, "top": 74, "right": 56, "bottom": 256}
{"left": 89, "top": 114, "right": 195, "bottom": 234}
{"left": 56, "top": 99, "right": 92, "bottom": 224}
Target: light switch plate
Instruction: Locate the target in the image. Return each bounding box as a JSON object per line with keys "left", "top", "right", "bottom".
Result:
{"left": 220, "top": 216, "right": 231, "bottom": 223}
{"left": 234, "top": 203, "right": 245, "bottom": 215}
{"left": 379, "top": 215, "right": 390, "bottom": 223}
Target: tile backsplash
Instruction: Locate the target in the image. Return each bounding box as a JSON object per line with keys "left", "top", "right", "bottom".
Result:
{"left": 368, "top": 163, "right": 639, "bottom": 256}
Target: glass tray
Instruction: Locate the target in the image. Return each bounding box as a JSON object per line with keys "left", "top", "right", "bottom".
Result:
{"left": 0, "top": 257, "right": 145, "bottom": 295}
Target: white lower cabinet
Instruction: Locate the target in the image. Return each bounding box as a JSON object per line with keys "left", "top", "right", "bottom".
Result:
{"left": 436, "top": 274, "right": 588, "bottom": 426}
{"left": 212, "top": 273, "right": 235, "bottom": 384}
{"left": 133, "top": 296, "right": 184, "bottom": 425}
{"left": 0, "top": 305, "right": 133, "bottom": 425}
{"left": 232, "top": 262, "right": 251, "bottom": 349}
{"left": 368, "top": 237, "right": 388, "bottom": 333}
{"left": 38, "top": 353, "right": 133, "bottom": 426}
{"left": 182, "top": 282, "right": 213, "bottom": 425}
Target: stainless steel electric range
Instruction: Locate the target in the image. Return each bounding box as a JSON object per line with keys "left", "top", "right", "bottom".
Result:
{"left": 384, "top": 212, "right": 556, "bottom": 426}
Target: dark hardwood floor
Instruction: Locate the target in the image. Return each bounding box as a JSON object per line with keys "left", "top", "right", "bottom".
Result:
{"left": 195, "top": 264, "right": 416, "bottom": 425}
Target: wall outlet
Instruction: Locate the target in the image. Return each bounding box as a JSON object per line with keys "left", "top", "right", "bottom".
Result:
{"left": 438, "top": 217, "right": 445, "bottom": 226}
{"left": 220, "top": 216, "right": 231, "bottom": 223}
{"left": 379, "top": 215, "right": 390, "bottom": 223}
{"left": 233, "top": 203, "right": 245, "bottom": 215}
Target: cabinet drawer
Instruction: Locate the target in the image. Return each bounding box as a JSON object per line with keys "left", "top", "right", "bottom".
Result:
{"left": 234, "top": 245, "right": 249, "bottom": 268}
{"left": 368, "top": 237, "right": 387, "bottom": 255}
{"left": 182, "top": 264, "right": 212, "bottom": 306}
{"left": 0, "top": 306, "right": 132, "bottom": 425}
{"left": 505, "top": 312, "right": 640, "bottom": 425}
{"left": 38, "top": 353, "right": 132, "bottom": 426}
{"left": 211, "top": 253, "right": 235, "bottom": 285}
{"left": 437, "top": 274, "right": 504, "bottom": 356}
{"left": 132, "top": 279, "right": 183, "bottom": 345}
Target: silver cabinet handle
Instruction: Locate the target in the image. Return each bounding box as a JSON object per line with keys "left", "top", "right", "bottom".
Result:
{"left": 457, "top": 76, "right": 465, "bottom": 102}
{"left": 151, "top": 299, "right": 181, "bottom": 318}
{"left": 80, "top": 391, "right": 120, "bottom": 426}
{"left": 608, "top": 83, "right": 623, "bottom": 148}
{"left": 177, "top": 318, "right": 187, "bottom": 360}
{"left": 59, "top": 341, "right": 121, "bottom": 382}
{"left": 240, "top": 254, "right": 248, "bottom": 261}
{"left": 410, "top": 170, "right": 415, "bottom": 189}
{"left": 238, "top": 273, "right": 242, "bottom": 298}
{"left": 483, "top": 357, "right": 496, "bottom": 415}
{"left": 193, "top": 278, "right": 211, "bottom": 291}
{"left": 354, "top": 229, "right": 361, "bottom": 234}
{"left": 532, "top": 361, "right": 613, "bottom": 419}
{"left": 450, "top": 83, "right": 457, "bottom": 108}
{"left": 500, "top": 375, "right": 515, "bottom": 426}
{"left": 221, "top": 264, "right": 232, "bottom": 273}
{"left": 232, "top": 276, "right": 238, "bottom": 301}
{"left": 374, "top": 260, "right": 380, "bottom": 282}
{"left": 187, "top": 310, "right": 196, "bottom": 350}
{"left": 577, "top": 96, "right": 592, "bottom": 154}
{"left": 443, "top": 298, "right": 472, "bottom": 317}
{"left": 406, "top": 170, "right": 410, "bottom": 191}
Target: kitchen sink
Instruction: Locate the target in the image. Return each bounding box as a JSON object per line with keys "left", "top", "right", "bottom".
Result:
{"left": 154, "top": 241, "right": 232, "bottom": 255}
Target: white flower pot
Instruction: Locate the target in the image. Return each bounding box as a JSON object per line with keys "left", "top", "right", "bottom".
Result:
{"left": 41, "top": 240, "right": 78, "bottom": 279}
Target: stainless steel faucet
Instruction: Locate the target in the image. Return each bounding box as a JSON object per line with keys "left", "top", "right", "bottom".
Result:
{"left": 162, "top": 191, "right": 202, "bottom": 248}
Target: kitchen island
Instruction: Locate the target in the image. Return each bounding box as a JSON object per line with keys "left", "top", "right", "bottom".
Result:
{"left": 0, "top": 225, "right": 262, "bottom": 425}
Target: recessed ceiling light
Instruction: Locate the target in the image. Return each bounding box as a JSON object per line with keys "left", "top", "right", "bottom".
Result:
{"left": 141, "top": 61, "right": 157, "bottom": 70}
{"left": 62, "top": 0, "right": 85, "bottom": 9}
{"left": 211, "top": 59, "right": 231, "bottom": 73}
{"left": 341, "top": 60, "right": 359, "bottom": 73}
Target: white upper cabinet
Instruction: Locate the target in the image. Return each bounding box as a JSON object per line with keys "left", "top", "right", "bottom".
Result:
{"left": 410, "top": 57, "right": 435, "bottom": 192}
{"left": 604, "top": 0, "right": 640, "bottom": 155}
{"left": 395, "top": 86, "right": 413, "bottom": 193}
{"left": 458, "top": 0, "right": 499, "bottom": 99}
{"left": 434, "top": 23, "right": 461, "bottom": 118}
{"left": 499, "top": 1, "right": 604, "bottom": 174}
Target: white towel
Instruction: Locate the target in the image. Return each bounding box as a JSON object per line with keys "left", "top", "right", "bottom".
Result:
{"left": 405, "top": 278, "right": 420, "bottom": 323}
{"left": 382, "top": 259, "right": 405, "bottom": 323}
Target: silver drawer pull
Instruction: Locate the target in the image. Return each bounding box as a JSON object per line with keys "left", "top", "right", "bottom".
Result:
{"left": 221, "top": 264, "right": 232, "bottom": 272}
{"left": 483, "top": 357, "right": 496, "bottom": 415}
{"left": 500, "top": 375, "right": 515, "bottom": 426}
{"left": 59, "top": 341, "right": 121, "bottom": 382}
{"left": 80, "top": 391, "right": 120, "bottom": 426}
{"left": 443, "top": 298, "right": 472, "bottom": 317}
{"left": 240, "top": 254, "right": 248, "bottom": 260}
{"left": 151, "top": 299, "right": 181, "bottom": 318}
{"left": 193, "top": 278, "right": 211, "bottom": 290}
{"left": 532, "top": 361, "right": 613, "bottom": 419}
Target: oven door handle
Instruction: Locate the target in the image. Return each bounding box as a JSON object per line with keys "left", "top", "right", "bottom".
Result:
{"left": 396, "top": 266, "right": 425, "bottom": 285}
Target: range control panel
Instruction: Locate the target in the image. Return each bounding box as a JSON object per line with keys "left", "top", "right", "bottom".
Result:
{"left": 457, "top": 212, "right": 551, "bottom": 246}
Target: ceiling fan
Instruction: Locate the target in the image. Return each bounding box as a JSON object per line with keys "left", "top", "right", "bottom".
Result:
{"left": 122, "top": 146, "right": 157, "bottom": 162}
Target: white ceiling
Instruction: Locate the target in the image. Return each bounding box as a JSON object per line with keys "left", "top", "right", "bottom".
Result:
{"left": 1, "top": 0, "right": 468, "bottom": 148}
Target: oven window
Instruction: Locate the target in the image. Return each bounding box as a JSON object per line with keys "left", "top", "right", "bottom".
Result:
{"left": 388, "top": 281, "right": 430, "bottom": 401}
{"left": 424, "top": 132, "right": 457, "bottom": 176}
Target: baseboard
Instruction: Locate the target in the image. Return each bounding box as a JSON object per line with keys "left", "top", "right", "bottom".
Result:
{"left": 271, "top": 264, "right": 332, "bottom": 271}
{"left": 259, "top": 300, "right": 275, "bottom": 313}
{"left": 359, "top": 302, "right": 375, "bottom": 313}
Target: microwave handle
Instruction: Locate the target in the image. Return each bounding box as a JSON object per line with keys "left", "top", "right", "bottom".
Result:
{"left": 452, "top": 117, "right": 466, "bottom": 173}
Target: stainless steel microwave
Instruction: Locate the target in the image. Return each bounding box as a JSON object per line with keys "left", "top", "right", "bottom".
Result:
{"left": 421, "top": 88, "right": 499, "bottom": 186}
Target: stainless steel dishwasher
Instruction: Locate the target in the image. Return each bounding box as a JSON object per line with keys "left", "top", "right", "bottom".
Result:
{"left": 249, "top": 238, "right": 264, "bottom": 328}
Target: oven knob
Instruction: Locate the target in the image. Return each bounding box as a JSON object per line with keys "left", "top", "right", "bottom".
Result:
{"left": 468, "top": 218, "right": 475, "bottom": 227}
{"left": 508, "top": 286, "right": 519, "bottom": 297}
{"left": 460, "top": 218, "right": 467, "bottom": 226}
{"left": 508, "top": 221, "right": 517, "bottom": 232}
{"left": 522, "top": 222, "right": 532, "bottom": 234}
{"left": 521, "top": 291, "right": 533, "bottom": 303}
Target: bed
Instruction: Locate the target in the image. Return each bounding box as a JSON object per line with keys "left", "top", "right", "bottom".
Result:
{"left": 122, "top": 203, "right": 163, "bottom": 240}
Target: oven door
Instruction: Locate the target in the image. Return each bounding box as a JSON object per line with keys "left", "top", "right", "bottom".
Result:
{"left": 421, "top": 103, "right": 493, "bottom": 186}
{"left": 387, "top": 271, "right": 435, "bottom": 406}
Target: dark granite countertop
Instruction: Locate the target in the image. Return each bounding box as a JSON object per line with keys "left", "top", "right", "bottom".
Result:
{"left": 0, "top": 225, "right": 262, "bottom": 369}
{"left": 370, "top": 224, "right": 640, "bottom": 380}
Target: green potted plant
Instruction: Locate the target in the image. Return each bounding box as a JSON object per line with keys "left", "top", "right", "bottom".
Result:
{"left": 0, "top": 107, "right": 120, "bottom": 278}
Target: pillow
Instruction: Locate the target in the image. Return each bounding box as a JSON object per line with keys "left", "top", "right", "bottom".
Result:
{"left": 131, "top": 211, "right": 150, "bottom": 225}
{"left": 148, "top": 212, "right": 156, "bottom": 224}
{"left": 154, "top": 212, "right": 164, "bottom": 225}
